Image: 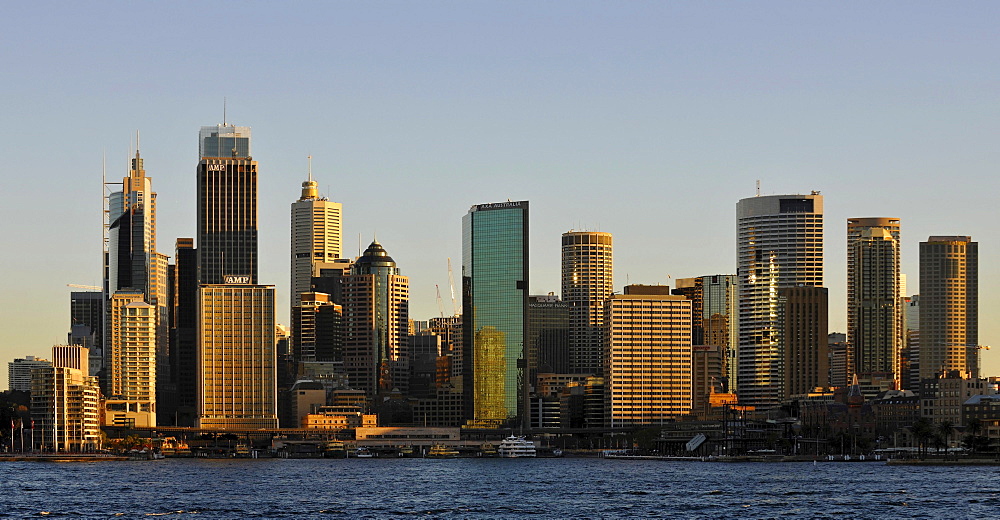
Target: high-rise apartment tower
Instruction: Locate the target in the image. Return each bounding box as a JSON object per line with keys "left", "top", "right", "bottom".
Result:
{"left": 847, "top": 218, "right": 902, "bottom": 384}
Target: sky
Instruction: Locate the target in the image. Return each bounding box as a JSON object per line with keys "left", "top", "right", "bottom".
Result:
{"left": 2, "top": 1, "right": 998, "bottom": 389}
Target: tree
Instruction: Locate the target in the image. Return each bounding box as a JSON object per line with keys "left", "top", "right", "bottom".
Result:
{"left": 910, "top": 418, "right": 934, "bottom": 459}
{"left": 937, "top": 421, "right": 954, "bottom": 457}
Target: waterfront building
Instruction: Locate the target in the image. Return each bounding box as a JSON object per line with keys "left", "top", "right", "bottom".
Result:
{"left": 342, "top": 241, "right": 409, "bottom": 397}
{"left": 847, "top": 218, "right": 902, "bottom": 386}
{"left": 527, "top": 294, "right": 570, "bottom": 379}
{"left": 105, "top": 300, "right": 157, "bottom": 428}
{"left": 196, "top": 124, "right": 257, "bottom": 285}
{"left": 290, "top": 159, "right": 343, "bottom": 311}
{"left": 30, "top": 346, "right": 101, "bottom": 451}
{"left": 605, "top": 285, "right": 693, "bottom": 426}
{"left": 561, "top": 231, "right": 613, "bottom": 376}
{"left": 736, "top": 192, "right": 824, "bottom": 409}
{"left": 106, "top": 291, "right": 145, "bottom": 396}
{"left": 919, "top": 236, "right": 978, "bottom": 380}
{"left": 779, "top": 286, "right": 829, "bottom": 399}
{"left": 462, "top": 201, "right": 529, "bottom": 428}
{"left": 8, "top": 356, "right": 50, "bottom": 392}
{"left": 196, "top": 283, "right": 278, "bottom": 429}
{"left": 920, "top": 371, "right": 996, "bottom": 427}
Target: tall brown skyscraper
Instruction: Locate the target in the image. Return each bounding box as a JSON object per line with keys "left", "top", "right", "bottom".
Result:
{"left": 919, "top": 236, "right": 978, "bottom": 380}
{"left": 561, "top": 231, "right": 613, "bottom": 376}
{"left": 847, "top": 218, "right": 902, "bottom": 385}
{"left": 342, "top": 241, "right": 409, "bottom": 397}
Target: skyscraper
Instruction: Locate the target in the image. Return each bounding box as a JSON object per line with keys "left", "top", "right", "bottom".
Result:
{"left": 561, "top": 231, "right": 613, "bottom": 376}
{"left": 197, "top": 124, "right": 257, "bottom": 285}
{"left": 779, "top": 286, "right": 829, "bottom": 398}
{"left": 196, "top": 282, "right": 278, "bottom": 429}
{"left": 605, "top": 286, "right": 693, "bottom": 425}
{"left": 919, "top": 236, "right": 978, "bottom": 380}
{"left": 462, "top": 201, "right": 529, "bottom": 428}
{"left": 736, "top": 192, "right": 823, "bottom": 409}
{"left": 847, "top": 218, "right": 902, "bottom": 384}
{"left": 290, "top": 158, "right": 343, "bottom": 311}
{"left": 342, "top": 241, "right": 409, "bottom": 397}
{"left": 105, "top": 301, "right": 157, "bottom": 428}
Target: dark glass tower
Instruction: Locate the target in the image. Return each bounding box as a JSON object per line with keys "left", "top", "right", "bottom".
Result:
{"left": 196, "top": 124, "right": 257, "bottom": 285}
{"left": 462, "top": 201, "right": 529, "bottom": 428}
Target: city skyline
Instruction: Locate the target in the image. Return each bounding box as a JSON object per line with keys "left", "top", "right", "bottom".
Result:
{"left": 2, "top": 3, "right": 999, "bottom": 389}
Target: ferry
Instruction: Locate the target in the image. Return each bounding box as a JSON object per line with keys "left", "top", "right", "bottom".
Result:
{"left": 498, "top": 436, "right": 536, "bottom": 458}
{"left": 323, "top": 441, "right": 347, "bottom": 458}
{"left": 426, "top": 444, "right": 460, "bottom": 458}
{"left": 480, "top": 442, "right": 498, "bottom": 457}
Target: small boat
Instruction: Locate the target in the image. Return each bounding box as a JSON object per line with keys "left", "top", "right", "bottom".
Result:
{"left": 551, "top": 448, "right": 564, "bottom": 457}
{"left": 354, "top": 446, "right": 375, "bottom": 458}
{"left": 426, "top": 444, "right": 459, "bottom": 458}
{"left": 498, "top": 436, "right": 536, "bottom": 458}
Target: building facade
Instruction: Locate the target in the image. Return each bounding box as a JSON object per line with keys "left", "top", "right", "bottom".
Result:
{"left": 196, "top": 283, "right": 278, "bottom": 429}
{"left": 779, "top": 286, "right": 829, "bottom": 398}
{"left": 105, "top": 301, "right": 157, "bottom": 428}
{"left": 561, "top": 231, "right": 613, "bottom": 376}
{"left": 919, "top": 236, "right": 979, "bottom": 380}
{"left": 736, "top": 192, "right": 824, "bottom": 409}
{"left": 605, "top": 287, "right": 693, "bottom": 426}
{"left": 462, "top": 201, "right": 529, "bottom": 428}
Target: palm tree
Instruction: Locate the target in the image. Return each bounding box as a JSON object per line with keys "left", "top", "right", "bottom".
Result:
{"left": 911, "top": 418, "right": 933, "bottom": 459}
{"left": 937, "top": 421, "right": 954, "bottom": 458}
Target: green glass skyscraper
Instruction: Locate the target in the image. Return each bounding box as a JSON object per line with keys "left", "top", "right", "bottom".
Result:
{"left": 462, "top": 201, "right": 529, "bottom": 428}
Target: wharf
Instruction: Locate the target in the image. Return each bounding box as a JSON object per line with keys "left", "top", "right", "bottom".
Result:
{"left": 0, "top": 453, "right": 129, "bottom": 462}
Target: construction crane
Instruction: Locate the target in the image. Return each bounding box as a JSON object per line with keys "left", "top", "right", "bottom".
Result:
{"left": 67, "top": 284, "right": 101, "bottom": 291}
{"left": 447, "top": 258, "right": 459, "bottom": 316}
{"left": 435, "top": 285, "right": 445, "bottom": 319}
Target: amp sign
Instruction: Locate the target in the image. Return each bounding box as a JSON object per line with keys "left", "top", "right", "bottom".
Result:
{"left": 223, "top": 275, "right": 251, "bottom": 284}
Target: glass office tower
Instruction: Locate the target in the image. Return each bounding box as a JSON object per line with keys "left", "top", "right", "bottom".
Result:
{"left": 462, "top": 201, "right": 529, "bottom": 428}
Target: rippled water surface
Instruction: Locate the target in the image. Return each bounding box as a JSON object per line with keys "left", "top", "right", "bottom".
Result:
{"left": 3, "top": 458, "right": 1000, "bottom": 518}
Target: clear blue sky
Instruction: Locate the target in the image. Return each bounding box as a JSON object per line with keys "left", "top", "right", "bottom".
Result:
{"left": 2, "top": 1, "right": 998, "bottom": 388}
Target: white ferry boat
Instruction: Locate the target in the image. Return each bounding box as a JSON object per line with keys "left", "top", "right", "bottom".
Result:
{"left": 497, "top": 436, "right": 536, "bottom": 458}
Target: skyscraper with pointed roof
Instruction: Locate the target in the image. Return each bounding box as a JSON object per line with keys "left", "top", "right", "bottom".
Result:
{"left": 342, "top": 240, "right": 409, "bottom": 396}
{"left": 290, "top": 157, "right": 343, "bottom": 311}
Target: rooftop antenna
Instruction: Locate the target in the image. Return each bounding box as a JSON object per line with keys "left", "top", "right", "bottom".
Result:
{"left": 308, "top": 155, "right": 313, "bottom": 182}
{"left": 223, "top": 97, "right": 227, "bottom": 126}
{"left": 136, "top": 130, "right": 140, "bottom": 153}
{"left": 756, "top": 179, "right": 760, "bottom": 197}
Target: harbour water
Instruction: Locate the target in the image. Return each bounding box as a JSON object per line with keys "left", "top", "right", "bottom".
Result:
{"left": 3, "top": 458, "right": 999, "bottom": 518}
